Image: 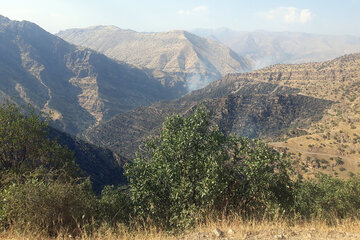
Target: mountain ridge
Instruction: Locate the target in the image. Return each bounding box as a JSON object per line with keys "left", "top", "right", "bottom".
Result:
{"left": 57, "top": 26, "right": 251, "bottom": 93}
{"left": 0, "top": 15, "right": 174, "bottom": 135}
{"left": 192, "top": 28, "right": 360, "bottom": 69}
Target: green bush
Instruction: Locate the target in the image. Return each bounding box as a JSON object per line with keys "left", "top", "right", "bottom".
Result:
{"left": 0, "top": 103, "right": 80, "bottom": 182}
{"left": 125, "top": 107, "right": 293, "bottom": 230}
{"left": 227, "top": 138, "right": 293, "bottom": 217}
{"left": 97, "top": 185, "right": 132, "bottom": 227}
{"left": 0, "top": 176, "right": 96, "bottom": 236}
{"left": 294, "top": 174, "right": 360, "bottom": 222}
{"left": 125, "top": 108, "right": 230, "bottom": 229}
{"left": 335, "top": 157, "right": 344, "bottom": 165}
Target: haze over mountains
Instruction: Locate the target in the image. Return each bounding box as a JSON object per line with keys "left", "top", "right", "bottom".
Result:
{"left": 192, "top": 28, "right": 360, "bottom": 69}
{"left": 0, "top": 15, "right": 174, "bottom": 135}
{"left": 57, "top": 26, "right": 251, "bottom": 94}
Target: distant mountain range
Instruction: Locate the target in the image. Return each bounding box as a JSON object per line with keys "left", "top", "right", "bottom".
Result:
{"left": 57, "top": 26, "right": 251, "bottom": 93}
{"left": 192, "top": 28, "right": 360, "bottom": 69}
{"left": 0, "top": 15, "right": 175, "bottom": 136}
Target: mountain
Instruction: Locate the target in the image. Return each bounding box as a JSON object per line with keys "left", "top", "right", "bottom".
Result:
{"left": 192, "top": 28, "right": 360, "bottom": 69}
{"left": 84, "top": 53, "right": 360, "bottom": 178}
{"left": 57, "top": 26, "right": 251, "bottom": 93}
{"left": 0, "top": 15, "right": 173, "bottom": 135}
{"left": 83, "top": 82, "right": 332, "bottom": 159}
{"left": 49, "top": 127, "right": 127, "bottom": 193}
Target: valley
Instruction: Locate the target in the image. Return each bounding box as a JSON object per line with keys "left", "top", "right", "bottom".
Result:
{"left": 0, "top": 15, "right": 175, "bottom": 136}
{"left": 1, "top": 14, "right": 360, "bottom": 182}
{"left": 83, "top": 53, "right": 360, "bottom": 178}
{"left": 1, "top": 3, "right": 360, "bottom": 237}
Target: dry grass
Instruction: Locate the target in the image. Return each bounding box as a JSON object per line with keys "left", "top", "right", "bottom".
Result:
{"left": 261, "top": 58, "right": 360, "bottom": 179}
{"left": 2, "top": 219, "right": 360, "bottom": 240}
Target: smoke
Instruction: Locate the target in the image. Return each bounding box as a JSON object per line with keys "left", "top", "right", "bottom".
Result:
{"left": 186, "top": 73, "right": 217, "bottom": 92}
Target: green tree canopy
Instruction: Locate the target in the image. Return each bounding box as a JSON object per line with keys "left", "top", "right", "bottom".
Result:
{"left": 125, "top": 107, "right": 293, "bottom": 229}
{"left": 0, "top": 103, "right": 80, "bottom": 180}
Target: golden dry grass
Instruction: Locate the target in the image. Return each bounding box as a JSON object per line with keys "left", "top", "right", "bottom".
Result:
{"left": 255, "top": 54, "right": 360, "bottom": 179}
{"left": 2, "top": 219, "right": 360, "bottom": 240}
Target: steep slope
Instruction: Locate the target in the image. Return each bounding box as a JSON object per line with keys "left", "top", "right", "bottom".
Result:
{"left": 0, "top": 15, "right": 172, "bottom": 135}
{"left": 57, "top": 26, "right": 251, "bottom": 93}
{"left": 49, "top": 127, "right": 127, "bottom": 193}
{"left": 247, "top": 54, "right": 360, "bottom": 177}
{"left": 192, "top": 28, "right": 360, "bottom": 69}
{"left": 84, "top": 88, "right": 332, "bottom": 159}
{"left": 84, "top": 74, "right": 333, "bottom": 159}
{"left": 84, "top": 53, "right": 360, "bottom": 179}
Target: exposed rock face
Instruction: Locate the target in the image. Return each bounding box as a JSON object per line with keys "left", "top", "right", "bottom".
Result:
{"left": 0, "top": 16, "right": 173, "bottom": 135}
{"left": 192, "top": 28, "right": 360, "bottom": 69}
{"left": 57, "top": 26, "right": 251, "bottom": 94}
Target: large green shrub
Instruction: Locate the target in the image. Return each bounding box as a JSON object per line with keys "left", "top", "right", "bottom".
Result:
{"left": 125, "top": 107, "right": 293, "bottom": 229}
{"left": 225, "top": 138, "right": 293, "bottom": 217}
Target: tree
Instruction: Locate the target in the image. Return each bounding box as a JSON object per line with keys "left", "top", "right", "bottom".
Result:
{"left": 0, "top": 103, "right": 79, "bottom": 180}
{"left": 0, "top": 103, "right": 88, "bottom": 235}
{"left": 125, "top": 107, "right": 293, "bottom": 229}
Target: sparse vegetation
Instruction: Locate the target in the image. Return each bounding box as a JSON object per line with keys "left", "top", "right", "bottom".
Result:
{"left": 336, "top": 157, "right": 345, "bottom": 165}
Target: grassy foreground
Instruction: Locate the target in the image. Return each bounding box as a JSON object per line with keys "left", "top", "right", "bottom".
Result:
{"left": 1, "top": 219, "right": 360, "bottom": 240}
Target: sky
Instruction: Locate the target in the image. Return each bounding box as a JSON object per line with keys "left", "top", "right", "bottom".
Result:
{"left": 0, "top": 0, "right": 360, "bottom": 36}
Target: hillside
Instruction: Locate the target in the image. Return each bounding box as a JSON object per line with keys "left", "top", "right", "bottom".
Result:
{"left": 57, "top": 26, "right": 251, "bottom": 94}
{"left": 0, "top": 15, "right": 173, "bottom": 135}
{"left": 192, "top": 28, "right": 360, "bottom": 69}
{"left": 49, "top": 127, "right": 127, "bottom": 193}
{"left": 248, "top": 54, "right": 360, "bottom": 177}
{"left": 84, "top": 53, "right": 360, "bottom": 178}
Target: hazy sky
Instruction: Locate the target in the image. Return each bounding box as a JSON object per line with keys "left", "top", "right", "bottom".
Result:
{"left": 0, "top": 0, "right": 359, "bottom": 35}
